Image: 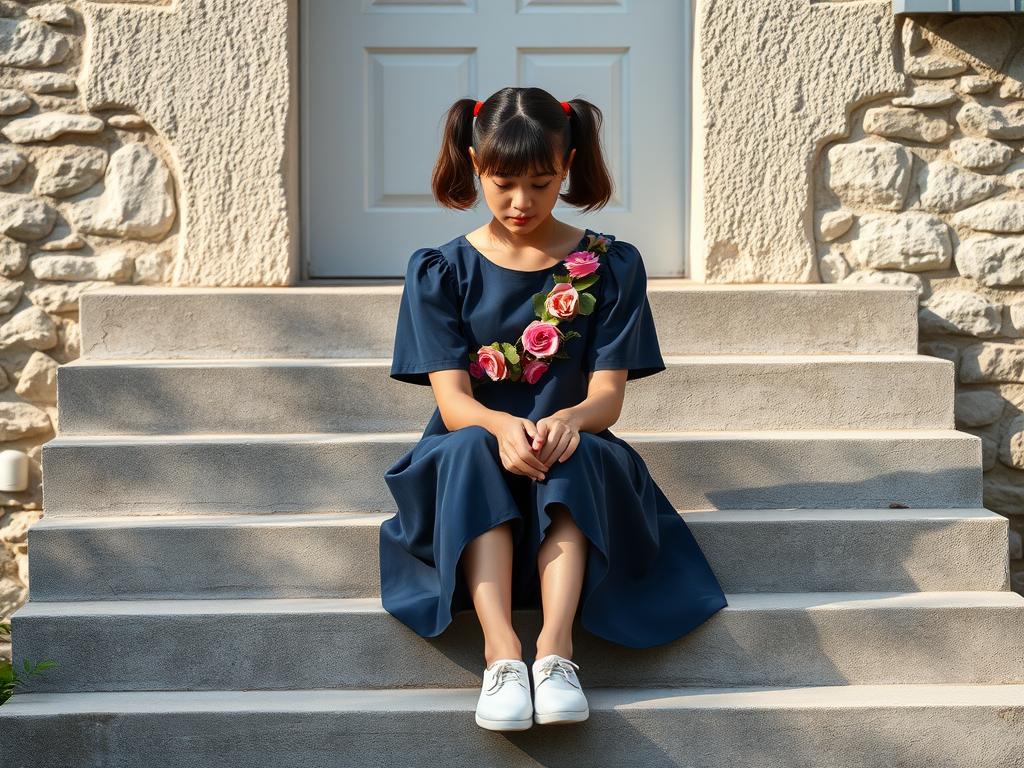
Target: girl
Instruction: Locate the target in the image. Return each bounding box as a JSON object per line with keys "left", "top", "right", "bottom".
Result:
{"left": 382, "top": 86, "right": 728, "bottom": 732}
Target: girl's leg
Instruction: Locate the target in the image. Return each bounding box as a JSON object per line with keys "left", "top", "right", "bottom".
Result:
{"left": 535, "top": 503, "right": 587, "bottom": 660}
{"left": 462, "top": 520, "right": 522, "bottom": 666}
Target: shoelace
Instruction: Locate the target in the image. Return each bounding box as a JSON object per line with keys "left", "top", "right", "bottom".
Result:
{"left": 485, "top": 661, "right": 526, "bottom": 694}
{"left": 536, "top": 656, "right": 581, "bottom": 689}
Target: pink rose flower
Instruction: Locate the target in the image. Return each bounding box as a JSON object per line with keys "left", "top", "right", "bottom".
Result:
{"left": 522, "top": 358, "right": 549, "bottom": 384}
{"left": 545, "top": 282, "right": 579, "bottom": 320}
{"left": 476, "top": 345, "right": 508, "bottom": 381}
{"left": 468, "top": 361, "right": 484, "bottom": 379}
{"left": 521, "top": 320, "right": 560, "bottom": 357}
{"left": 564, "top": 250, "right": 600, "bottom": 279}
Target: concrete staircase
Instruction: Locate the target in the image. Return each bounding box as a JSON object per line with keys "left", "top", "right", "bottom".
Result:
{"left": 2, "top": 281, "right": 1023, "bottom": 767}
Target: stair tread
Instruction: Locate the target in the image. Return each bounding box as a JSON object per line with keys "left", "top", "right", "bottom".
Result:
{"left": 6, "top": 683, "right": 1024, "bottom": 715}
{"left": 79, "top": 282, "right": 917, "bottom": 296}
{"left": 17, "top": 590, "right": 1024, "bottom": 617}
{"left": 27, "top": 506, "right": 1004, "bottom": 529}
{"left": 65, "top": 352, "right": 946, "bottom": 367}
{"left": 45, "top": 428, "right": 979, "bottom": 445}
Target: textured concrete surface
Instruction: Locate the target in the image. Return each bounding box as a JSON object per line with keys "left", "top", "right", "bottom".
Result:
{"left": 693, "top": 0, "right": 906, "bottom": 281}
{"left": 24, "top": 508, "right": 1010, "bottom": 600}
{"left": 39, "top": 428, "right": 983, "bottom": 515}
{"left": 12, "top": 591, "right": 1024, "bottom": 691}
{"left": 76, "top": 283, "right": 921, "bottom": 359}
{"left": 4, "top": 685, "right": 1023, "bottom": 768}
{"left": 79, "top": 0, "right": 298, "bottom": 285}
{"left": 54, "top": 353, "right": 955, "bottom": 434}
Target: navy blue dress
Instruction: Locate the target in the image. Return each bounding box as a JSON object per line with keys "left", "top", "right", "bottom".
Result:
{"left": 381, "top": 228, "right": 728, "bottom": 649}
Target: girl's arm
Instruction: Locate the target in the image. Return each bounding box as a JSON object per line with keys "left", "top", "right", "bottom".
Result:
{"left": 550, "top": 369, "right": 627, "bottom": 434}
{"left": 427, "top": 368, "right": 550, "bottom": 479}
{"left": 426, "top": 369, "right": 516, "bottom": 435}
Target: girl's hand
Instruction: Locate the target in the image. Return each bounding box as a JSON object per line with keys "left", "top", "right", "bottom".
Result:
{"left": 531, "top": 413, "right": 581, "bottom": 467}
{"left": 495, "top": 415, "right": 551, "bottom": 480}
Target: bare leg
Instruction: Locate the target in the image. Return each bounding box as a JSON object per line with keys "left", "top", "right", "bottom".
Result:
{"left": 535, "top": 504, "right": 587, "bottom": 660}
{"left": 462, "top": 520, "right": 523, "bottom": 666}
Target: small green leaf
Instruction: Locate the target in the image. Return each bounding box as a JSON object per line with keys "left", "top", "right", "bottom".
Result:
{"left": 532, "top": 293, "right": 547, "bottom": 317}
{"left": 578, "top": 292, "right": 597, "bottom": 314}
{"left": 541, "top": 308, "right": 559, "bottom": 324}
{"left": 572, "top": 274, "right": 599, "bottom": 291}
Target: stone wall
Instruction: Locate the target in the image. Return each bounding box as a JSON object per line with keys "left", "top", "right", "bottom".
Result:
{"left": 0, "top": 0, "right": 178, "bottom": 641}
{"left": 815, "top": 14, "right": 1024, "bottom": 591}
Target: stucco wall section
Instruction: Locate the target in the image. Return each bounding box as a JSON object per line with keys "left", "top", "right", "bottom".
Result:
{"left": 78, "top": 0, "right": 298, "bottom": 286}
{"left": 696, "top": 0, "right": 907, "bottom": 282}
{"left": 0, "top": 0, "right": 182, "bottom": 622}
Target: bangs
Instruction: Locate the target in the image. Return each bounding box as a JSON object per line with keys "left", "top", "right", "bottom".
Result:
{"left": 473, "top": 117, "right": 565, "bottom": 178}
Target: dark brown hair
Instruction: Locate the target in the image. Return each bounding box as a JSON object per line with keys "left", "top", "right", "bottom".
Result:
{"left": 431, "top": 86, "right": 613, "bottom": 213}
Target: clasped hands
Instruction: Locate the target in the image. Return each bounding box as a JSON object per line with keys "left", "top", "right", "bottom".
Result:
{"left": 496, "top": 412, "right": 580, "bottom": 481}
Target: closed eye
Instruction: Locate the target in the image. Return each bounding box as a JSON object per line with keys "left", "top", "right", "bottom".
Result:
{"left": 495, "top": 182, "right": 551, "bottom": 190}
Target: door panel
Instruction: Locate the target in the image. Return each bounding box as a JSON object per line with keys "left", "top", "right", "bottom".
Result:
{"left": 301, "top": 0, "right": 692, "bottom": 277}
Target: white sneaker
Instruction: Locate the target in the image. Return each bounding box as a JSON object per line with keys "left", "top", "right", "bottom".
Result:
{"left": 531, "top": 654, "right": 589, "bottom": 725}
{"left": 474, "top": 658, "right": 533, "bottom": 731}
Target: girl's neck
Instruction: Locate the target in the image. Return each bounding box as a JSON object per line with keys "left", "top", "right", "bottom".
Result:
{"left": 476, "top": 217, "right": 583, "bottom": 257}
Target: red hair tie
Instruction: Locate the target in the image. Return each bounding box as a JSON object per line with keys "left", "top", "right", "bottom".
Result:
{"left": 473, "top": 99, "right": 571, "bottom": 117}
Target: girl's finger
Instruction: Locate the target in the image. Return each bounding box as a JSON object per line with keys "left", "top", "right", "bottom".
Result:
{"left": 555, "top": 431, "right": 580, "bottom": 463}
{"left": 513, "top": 456, "right": 544, "bottom": 480}
{"left": 531, "top": 422, "right": 548, "bottom": 451}
{"left": 514, "top": 433, "right": 548, "bottom": 472}
{"left": 538, "top": 429, "right": 568, "bottom": 465}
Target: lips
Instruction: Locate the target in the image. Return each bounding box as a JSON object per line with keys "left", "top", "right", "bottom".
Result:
{"left": 510, "top": 216, "right": 531, "bottom": 223}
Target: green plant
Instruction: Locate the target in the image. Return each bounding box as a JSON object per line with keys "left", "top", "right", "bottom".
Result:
{"left": 0, "top": 621, "right": 56, "bottom": 705}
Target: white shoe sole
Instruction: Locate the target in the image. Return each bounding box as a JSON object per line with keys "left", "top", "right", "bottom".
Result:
{"left": 475, "top": 713, "right": 534, "bottom": 731}
{"left": 533, "top": 708, "right": 590, "bottom": 725}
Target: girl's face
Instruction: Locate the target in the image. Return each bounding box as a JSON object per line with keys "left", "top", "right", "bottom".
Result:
{"left": 469, "top": 146, "right": 576, "bottom": 234}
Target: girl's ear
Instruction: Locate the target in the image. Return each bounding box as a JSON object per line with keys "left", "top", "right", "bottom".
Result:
{"left": 564, "top": 147, "right": 577, "bottom": 175}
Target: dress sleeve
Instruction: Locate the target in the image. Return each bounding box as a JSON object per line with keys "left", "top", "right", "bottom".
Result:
{"left": 389, "top": 247, "right": 470, "bottom": 386}
{"left": 582, "top": 238, "right": 666, "bottom": 381}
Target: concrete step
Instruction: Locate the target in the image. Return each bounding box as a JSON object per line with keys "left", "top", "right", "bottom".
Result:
{"left": 8, "top": 684, "right": 1024, "bottom": 768}
{"left": 55, "top": 353, "right": 955, "bottom": 434}
{"left": 25, "top": 508, "right": 1010, "bottom": 600}
{"left": 39, "top": 429, "right": 983, "bottom": 516}
{"left": 3, "top": 684, "right": 1023, "bottom": 768}
{"left": 77, "top": 283, "right": 920, "bottom": 359}
{"left": 12, "top": 591, "right": 1024, "bottom": 692}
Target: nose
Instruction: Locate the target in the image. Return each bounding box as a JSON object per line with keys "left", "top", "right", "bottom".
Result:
{"left": 511, "top": 188, "right": 532, "bottom": 211}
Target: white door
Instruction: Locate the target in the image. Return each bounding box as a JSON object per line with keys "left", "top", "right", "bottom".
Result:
{"left": 301, "top": 0, "right": 693, "bottom": 278}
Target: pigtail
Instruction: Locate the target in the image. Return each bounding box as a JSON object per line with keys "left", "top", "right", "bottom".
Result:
{"left": 431, "top": 98, "right": 479, "bottom": 210}
{"left": 560, "top": 99, "right": 613, "bottom": 213}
